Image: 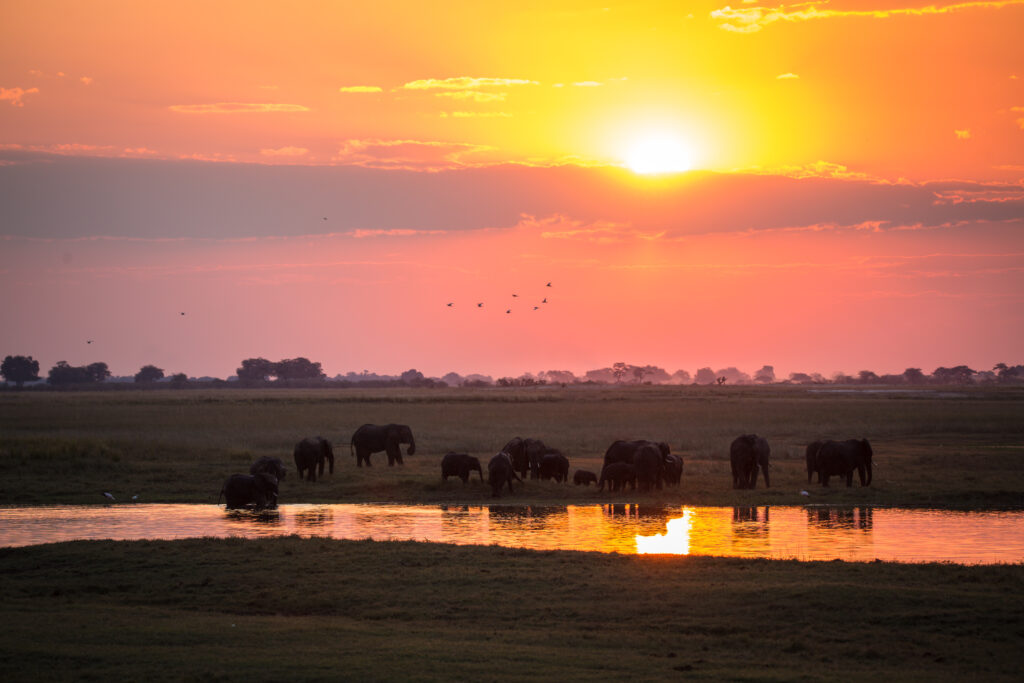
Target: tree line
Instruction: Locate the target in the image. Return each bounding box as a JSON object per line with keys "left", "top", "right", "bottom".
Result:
{"left": 2, "top": 354, "right": 1023, "bottom": 389}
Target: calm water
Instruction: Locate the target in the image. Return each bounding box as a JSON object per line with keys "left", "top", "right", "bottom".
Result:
{"left": 1, "top": 504, "right": 1022, "bottom": 564}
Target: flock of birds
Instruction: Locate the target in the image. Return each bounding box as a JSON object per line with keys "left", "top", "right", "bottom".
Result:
{"left": 448, "top": 282, "right": 553, "bottom": 314}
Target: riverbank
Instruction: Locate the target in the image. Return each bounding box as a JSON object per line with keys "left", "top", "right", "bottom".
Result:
{"left": 1, "top": 537, "right": 1021, "bottom": 681}
{"left": 1, "top": 385, "right": 1021, "bottom": 508}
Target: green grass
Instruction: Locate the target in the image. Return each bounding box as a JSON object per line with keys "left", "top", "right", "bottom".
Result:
{"left": 0, "top": 537, "right": 1021, "bottom": 681}
{"left": 1, "top": 384, "right": 1022, "bottom": 507}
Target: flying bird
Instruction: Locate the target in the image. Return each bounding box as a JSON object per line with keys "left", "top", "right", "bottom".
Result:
{"left": 322, "top": 217, "right": 328, "bottom": 221}
{"left": 512, "top": 294, "right": 518, "bottom": 298}
{"left": 446, "top": 302, "right": 453, "bottom": 307}
{"left": 542, "top": 298, "right": 548, "bottom": 304}
{"left": 546, "top": 282, "right": 552, "bottom": 287}
{"left": 103, "top": 492, "right": 115, "bottom": 501}
{"left": 477, "top": 302, "right": 483, "bottom": 308}
{"left": 533, "top": 306, "right": 539, "bottom": 310}
{"left": 180, "top": 312, "right": 185, "bottom": 316}
{"left": 506, "top": 309, "right": 511, "bottom": 314}
{"left": 86, "top": 340, "right": 93, "bottom": 344}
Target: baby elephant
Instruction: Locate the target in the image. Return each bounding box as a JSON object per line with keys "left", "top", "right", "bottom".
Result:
{"left": 573, "top": 469, "right": 598, "bottom": 486}
{"left": 250, "top": 456, "right": 287, "bottom": 481}
{"left": 441, "top": 452, "right": 484, "bottom": 484}
{"left": 219, "top": 472, "right": 279, "bottom": 510}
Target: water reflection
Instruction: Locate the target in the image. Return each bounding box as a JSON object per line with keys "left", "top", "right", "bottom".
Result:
{"left": 0, "top": 504, "right": 1022, "bottom": 565}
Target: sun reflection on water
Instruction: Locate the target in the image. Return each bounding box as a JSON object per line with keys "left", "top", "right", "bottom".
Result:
{"left": 635, "top": 508, "right": 693, "bottom": 555}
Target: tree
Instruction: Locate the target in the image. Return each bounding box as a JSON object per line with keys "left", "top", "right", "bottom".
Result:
{"left": 134, "top": 364, "right": 165, "bottom": 383}
{"left": 611, "top": 362, "right": 628, "bottom": 383}
{"left": 694, "top": 367, "right": 717, "bottom": 384}
{"left": 857, "top": 370, "right": 879, "bottom": 384}
{"left": 275, "top": 357, "right": 324, "bottom": 381}
{"left": 902, "top": 368, "right": 926, "bottom": 384}
{"left": 399, "top": 368, "right": 426, "bottom": 386}
{"left": 754, "top": 365, "right": 775, "bottom": 384}
{"left": 236, "top": 357, "right": 275, "bottom": 383}
{"left": 169, "top": 372, "right": 188, "bottom": 387}
{"left": 994, "top": 363, "right": 1024, "bottom": 383}
{"left": 86, "top": 362, "right": 110, "bottom": 383}
{"left": 932, "top": 365, "right": 976, "bottom": 385}
{"left": 539, "top": 370, "right": 577, "bottom": 384}
{"left": 670, "top": 369, "right": 692, "bottom": 384}
{"left": 47, "top": 361, "right": 105, "bottom": 386}
{"left": 1, "top": 355, "right": 40, "bottom": 388}
{"left": 788, "top": 372, "right": 814, "bottom": 384}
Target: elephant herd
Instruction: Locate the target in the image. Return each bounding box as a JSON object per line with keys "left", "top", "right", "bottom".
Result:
{"left": 219, "top": 420, "right": 875, "bottom": 508}
{"left": 219, "top": 423, "right": 416, "bottom": 509}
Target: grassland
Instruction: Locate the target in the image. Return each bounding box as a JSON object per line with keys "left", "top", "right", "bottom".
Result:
{"left": 1, "top": 385, "right": 1022, "bottom": 681}
{"left": 1, "top": 537, "right": 1021, "bottom": 681}
{"left": 1, "top": 384, "right": 1022, "bottom": 508}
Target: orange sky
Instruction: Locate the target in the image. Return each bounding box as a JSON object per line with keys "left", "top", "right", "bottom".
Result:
{"left": 1, "top": 1, "right": 1022, "bottom": 379}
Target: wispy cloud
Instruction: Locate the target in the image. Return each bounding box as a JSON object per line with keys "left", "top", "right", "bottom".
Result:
{"left": 338, "top": 85, "right": 382, "bottom": 93}
{"left": 435, "top": 91, "right": 507, "bottom": 102}
{"left": 572, "top": 81, "right": 602, "bottom": 87}
{"left": 955, "top": 129, "right": 972, "bottom": 139}
{"left": 1012, "top": 106, "right": 1024, "bottom": 129}
{"left": 169, "top": 103, "right": 310, "bottom": 114}
{"left": 332, "top": 138, "right": 494, "bottom": 171}
{"left": 711, "top": 1, "right": 1024, "bottom": 33}
{"left": 400, "top": 77, "right": 537, "bottom": 90}
{"left": 260, "top": 146, "right": 310, "bottom": 157}
{"left": 519, "top": 214, "right": 665, "bottom": 243}
{"left": 1, "top": 86, "right": 40, "bottom": 107}
{"left": 776, "top": 72, "right": 799, "bottom": 80}
{"left": 348, "top": 229, "right": 448, "bottom": 238}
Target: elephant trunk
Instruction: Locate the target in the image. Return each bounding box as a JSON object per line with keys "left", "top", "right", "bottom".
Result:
{"left": 761, "top": 460, "right": 771, "bottom": 488}
{"left": 866, "top": 459, "right": 872, "bottom": 486}
{"left": 406, "top": 435, "right": 416, "bottom": 456}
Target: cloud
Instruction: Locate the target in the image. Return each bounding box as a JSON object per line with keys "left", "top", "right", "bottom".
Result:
{"left": 526, "top": 214, "right": 665, "bottom": 243}
{"left": 260, "top": 146, "right": 310, "bottom": 157}
{"left": 572, "top": 81, "right": 602, "bottom": 87}
{"left": 1012, "top": 107, "right": 1024, "bottom": 129}
{"left": 169, "top": 103, "right": 310, "bottom": 114}
{"left": 955, "top": 129, "right": 972, "bottom": 139}
{"left": 347, "top": 229, "right": 448, "bottom": 238}
{"left": 332, "top": 138, "right": 494, "bottom": 171}
{"left": 80, "top": 76, "right": 93, "bottom": 86}
{"left": 338, "top": 86, "right": 382, "bottom": 93}
{"left": 711, "top": 0, "right": 1024, "bottom": 32}
{"left": 400, "top": 77, "right": 537, "bottom": 90}
{"left": 435, "top": 91, "right": 507, "bottom": 103}
{"left": 745, "top": 160, "right": 877, "bottom": 181}
{"left": 1, "top": 87, "right": 40, "bottom": 107}
{"left": 776, "top": 73, "right": 799, "bottom": 80}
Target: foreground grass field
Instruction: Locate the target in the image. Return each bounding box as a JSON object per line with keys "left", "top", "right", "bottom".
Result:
{"left": 1, "top": 384, "right": 1022, "bottom": 507}
{"left": 1, "top": 537, "right": 1021, "bottom": 681}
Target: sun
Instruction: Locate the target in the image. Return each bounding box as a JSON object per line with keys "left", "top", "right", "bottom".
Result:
{"left": 623, "top": 132, "right": 694, "bottom": 175}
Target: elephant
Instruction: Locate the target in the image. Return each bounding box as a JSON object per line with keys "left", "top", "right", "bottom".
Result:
{"left": 537, "top": 452, "right": 570, "bottom": 483}
{"left": 350, "top": 423, "right": 416, "bottom": 467}
{"left": 219, "top": 472, "right": 279, "bottom": 510}
{"left": 603, "top": 440, "right": 671, "bottom": 467}
{"left": 441, "top": 452, "right": 484, "bottom": 484}
{"left": 573, "top": 469, "right": 598, "bottom": 486}
{"left": 523, "top": 438, "right": 549, "bottom": 479}
{"left": 501, "top": 437, "right": 531, "bottom": 479}
{"left": 598, "top": 462, "right": 637, "bottom": 492}
{"left": 662, "top": 454, "right": 684, "bottom": 486}
{"left": 488, "top": 451, "right": 521, "bottom": 497}
{"left": 250, "top": 456, "right": 287, "bottom": 481}
{"left": 293, "top": 437, "right": 335, "bottom": 481}
{"left": 805, "top": 440, "right": 826, "bottom": 484}
{"left": 633, "top": 444, "right": 664, "bottom": 492}
{"left": 730, "top": 434, "right": 771, "bottom": 489}
{"left": 816, "top": 439, "right": 873, "bottom": 487}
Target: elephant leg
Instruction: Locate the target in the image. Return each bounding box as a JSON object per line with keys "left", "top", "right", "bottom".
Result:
{"left": 357, "top": 447, "right": 371, "bottom": 467}
{"left": 846, "top": 471, "right": 853, "bottom": 487}
{"left": 822, "top": 473, "right": 830, "bottom": 487}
